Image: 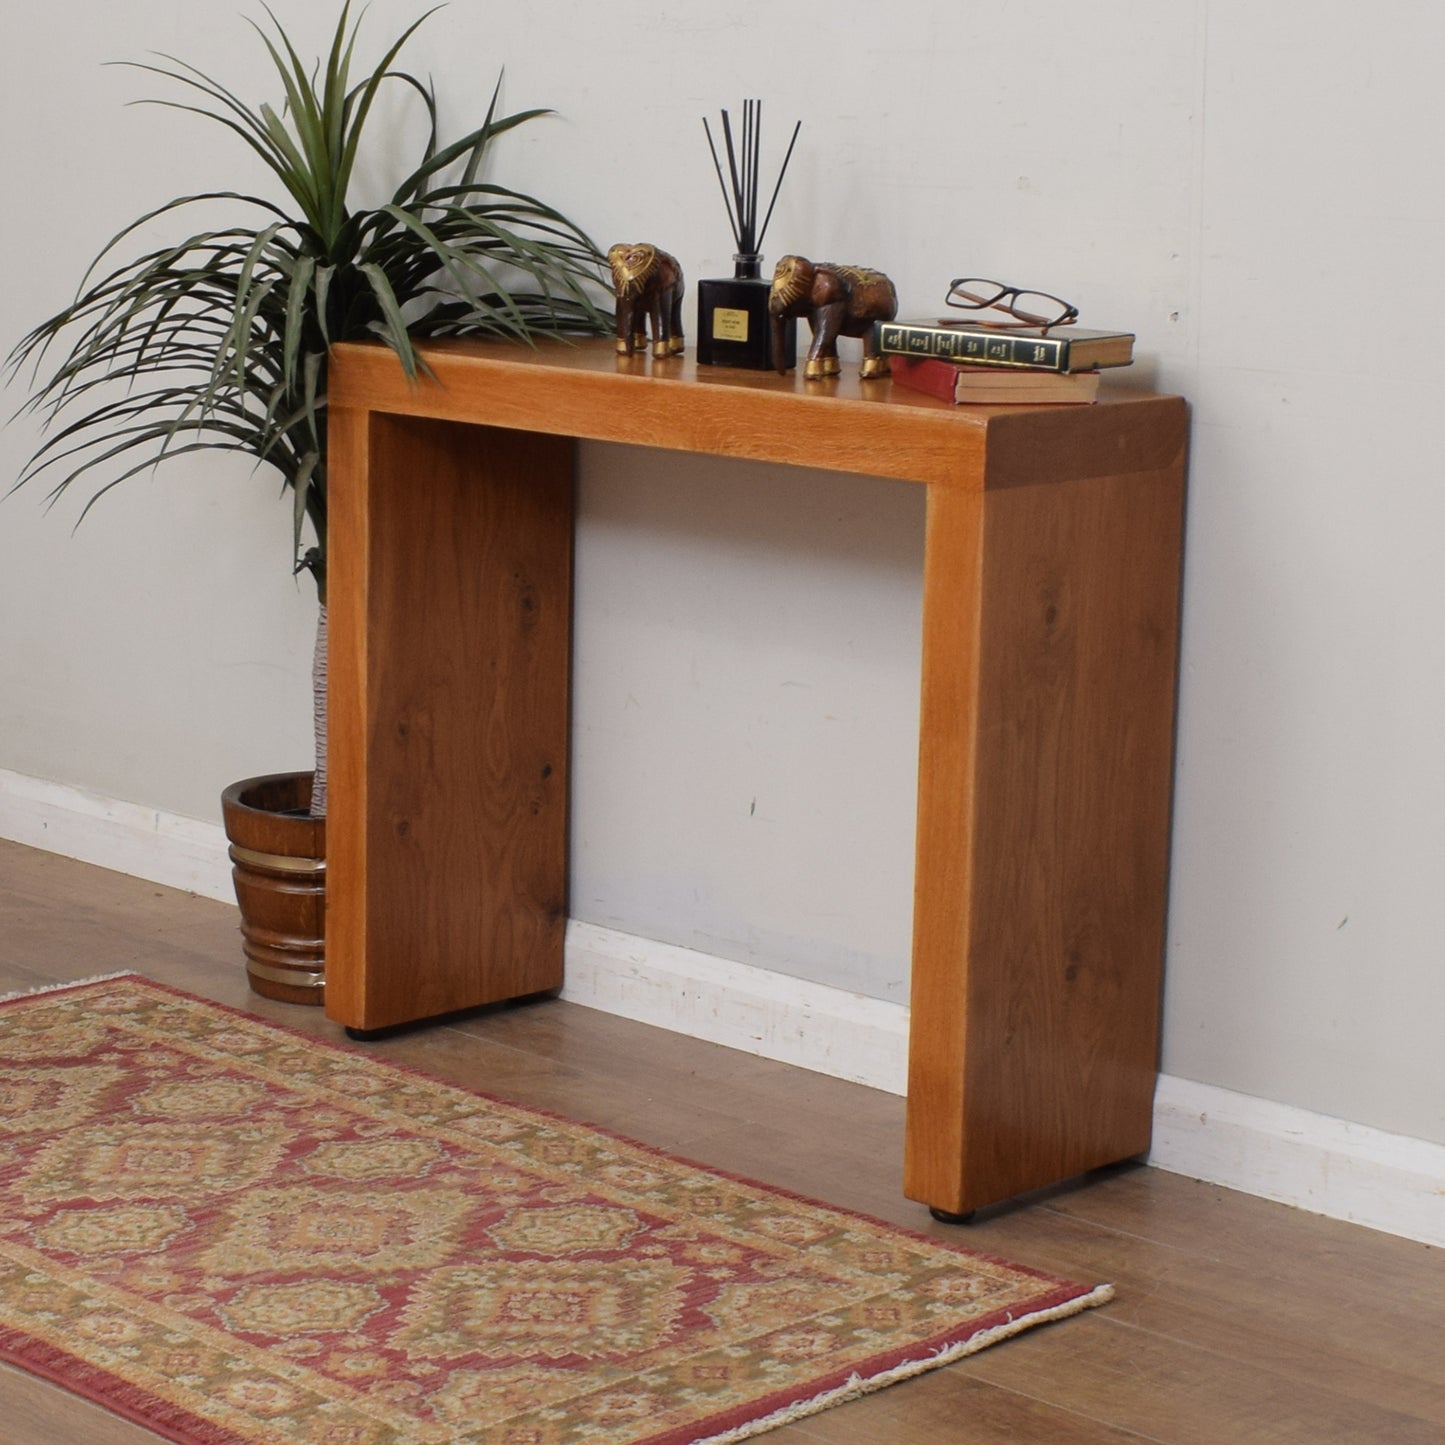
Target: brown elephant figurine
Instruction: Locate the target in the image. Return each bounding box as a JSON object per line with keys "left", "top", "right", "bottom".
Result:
{"left": 607, "top": 243, "right": 685, "bottom": 358}
{"left": 769, "top": 256, "right": 898, "bottom": 379}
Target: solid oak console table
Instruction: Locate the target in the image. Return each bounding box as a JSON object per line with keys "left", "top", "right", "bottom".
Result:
{"left": 325, "top": 336, "right": 1187, "bottom": 1218}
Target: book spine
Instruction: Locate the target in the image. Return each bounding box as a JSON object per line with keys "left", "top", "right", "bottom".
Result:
{"left": 875, "top": 322, "right": 1070, "bottom": 372}
{"left": 887, "top": 356, "right": 964, "bottom": 404}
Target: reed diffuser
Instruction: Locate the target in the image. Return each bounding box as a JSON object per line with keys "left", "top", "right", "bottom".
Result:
{"left": 695, "top": 101, "right": 800, "bottom": 370}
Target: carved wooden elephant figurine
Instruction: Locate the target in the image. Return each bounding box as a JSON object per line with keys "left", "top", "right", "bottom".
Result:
{"left": 769, "top": 256, "right": 898, "bottom": 378}
{"left": 607, "top": 243, "right": 685, "bottom": 358}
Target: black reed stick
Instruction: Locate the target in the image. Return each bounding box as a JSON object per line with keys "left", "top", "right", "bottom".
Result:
{"left": 702, "top": 118, "right": 741, "bottom": 248}
{"left": 756, "top": 118, "right": 801, "bottom": 253}
{"left": 745, "top": 101, "right": 758, "bottom": 250}
{"left": 703, "top": 101, "right": 800, "bottom": 257}
{"left": 720, "top": 108, "right": 744, "bottom": 244}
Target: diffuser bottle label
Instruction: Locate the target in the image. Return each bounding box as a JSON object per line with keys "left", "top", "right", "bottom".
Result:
{"left": 712, "top": 307, "right": 750, "bottom": 342}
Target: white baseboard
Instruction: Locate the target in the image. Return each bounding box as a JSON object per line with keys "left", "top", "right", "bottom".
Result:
{"left": 3, "top": 767, "right": 1441, "bottom": 1246}
{"left": 1148, "top": 1074, "right": 1445, "bottom": 1248}
{"left": 0, "top": 768, "right": 234, "bottom": 903}
{"left": 561, "top": 919, "right": 910, "bottom": 1095}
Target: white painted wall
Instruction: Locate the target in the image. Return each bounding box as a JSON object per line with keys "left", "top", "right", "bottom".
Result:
{"left": 3, "top": 2, "right": 1442, "bottom": 1151}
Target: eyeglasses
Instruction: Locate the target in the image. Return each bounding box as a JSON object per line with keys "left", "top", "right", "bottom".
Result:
{"left": 944, "top": 278, "right": 1079, "bottom": 329}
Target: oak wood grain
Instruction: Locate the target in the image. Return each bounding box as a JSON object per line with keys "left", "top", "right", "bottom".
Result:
{"left": 906, "top": 408, "right": 1186, "bottom": 1213}
{"left": 325, "top": 336, "right": 1188, "bottom": 1212}
{"left": 329, "top": 337, "right": 1181, "bottom": 490}
{"left": 327, "top": 413, "right": 573, "bottom": 1029}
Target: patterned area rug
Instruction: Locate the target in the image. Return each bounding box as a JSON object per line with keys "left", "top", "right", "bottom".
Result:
{"left": 0, "top": 975, "right": 1110, "bottom": 1444}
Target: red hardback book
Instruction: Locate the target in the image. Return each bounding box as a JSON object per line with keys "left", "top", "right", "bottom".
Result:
{"left": 889, "top": 355, "right": 1101, "bottom": 405}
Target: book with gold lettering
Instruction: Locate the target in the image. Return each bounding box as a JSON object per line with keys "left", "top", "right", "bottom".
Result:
{"left": 890, "top": 355, "right": 1100, "bottom": 405}
{"left": 875, "top": 319, "right": 1133, "bottom": 373}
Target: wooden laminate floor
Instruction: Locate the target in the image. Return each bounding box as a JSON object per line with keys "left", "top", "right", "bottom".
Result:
{"left": 2, "top": 838, "right": 1442, "bottom": 1443}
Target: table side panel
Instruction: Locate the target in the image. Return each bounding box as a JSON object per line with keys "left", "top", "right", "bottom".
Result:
{"left": 327, "top": 414, "right": 573, "bottom": 1030}
{"left": 325, "top": 405, "right": 372, "bottom": 1025}
{"left": 906, "top": 399, "right": 1187, "bottom": 1213}
{"left": 963, "top": 462, "right": 1184, "bottom": 1203}
{"left": 903, "top": 484, "right": 988, "bottom": 1211}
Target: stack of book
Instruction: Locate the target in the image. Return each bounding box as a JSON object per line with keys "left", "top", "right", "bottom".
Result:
{"left": 874, "top": 319, "right": 1134, "bottom": 406}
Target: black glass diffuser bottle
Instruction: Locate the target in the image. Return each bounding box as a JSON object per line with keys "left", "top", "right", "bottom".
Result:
{"left": 695, "top": 102, "right": 800, "bottom": 370}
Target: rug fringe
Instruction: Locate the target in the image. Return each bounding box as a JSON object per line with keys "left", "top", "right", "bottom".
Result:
{"left": 693, "top": 1283, "right": 1116, "bottom": 1445}
{"left": 0, "top": 971, "right": 139, "bottom": 1006}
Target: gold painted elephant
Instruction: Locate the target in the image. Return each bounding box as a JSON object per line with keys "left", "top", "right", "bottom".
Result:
{"left": 768, "top": 256, "right": 898, "bottom": 378}
{"left": 607, "top": 243, "right": 686, "bottom": 358}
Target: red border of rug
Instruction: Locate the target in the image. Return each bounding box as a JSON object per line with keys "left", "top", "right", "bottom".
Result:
{"left": 1, "top": 973, "right": 1111, "bottom": 1445}
{"left": 0, "top": 1321, "right": 237, "bottom": 1445}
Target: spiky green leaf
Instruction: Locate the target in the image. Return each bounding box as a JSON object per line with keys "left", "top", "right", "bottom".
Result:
{"left": 7, "top": 2, "right": 612, "bottom": 600}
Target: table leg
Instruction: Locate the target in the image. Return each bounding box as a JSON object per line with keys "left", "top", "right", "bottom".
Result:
{"left": 327, "top": 412, "right": 575, "bottom": 1031}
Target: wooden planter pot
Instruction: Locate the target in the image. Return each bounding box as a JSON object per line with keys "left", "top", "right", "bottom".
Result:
{"left": 221, "top": 771, "right": 326, "bottom": 1005}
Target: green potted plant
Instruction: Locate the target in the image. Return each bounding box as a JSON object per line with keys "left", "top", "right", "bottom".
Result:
{"left": 7, "top": 3, "right": 611, "bottom": 1003}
